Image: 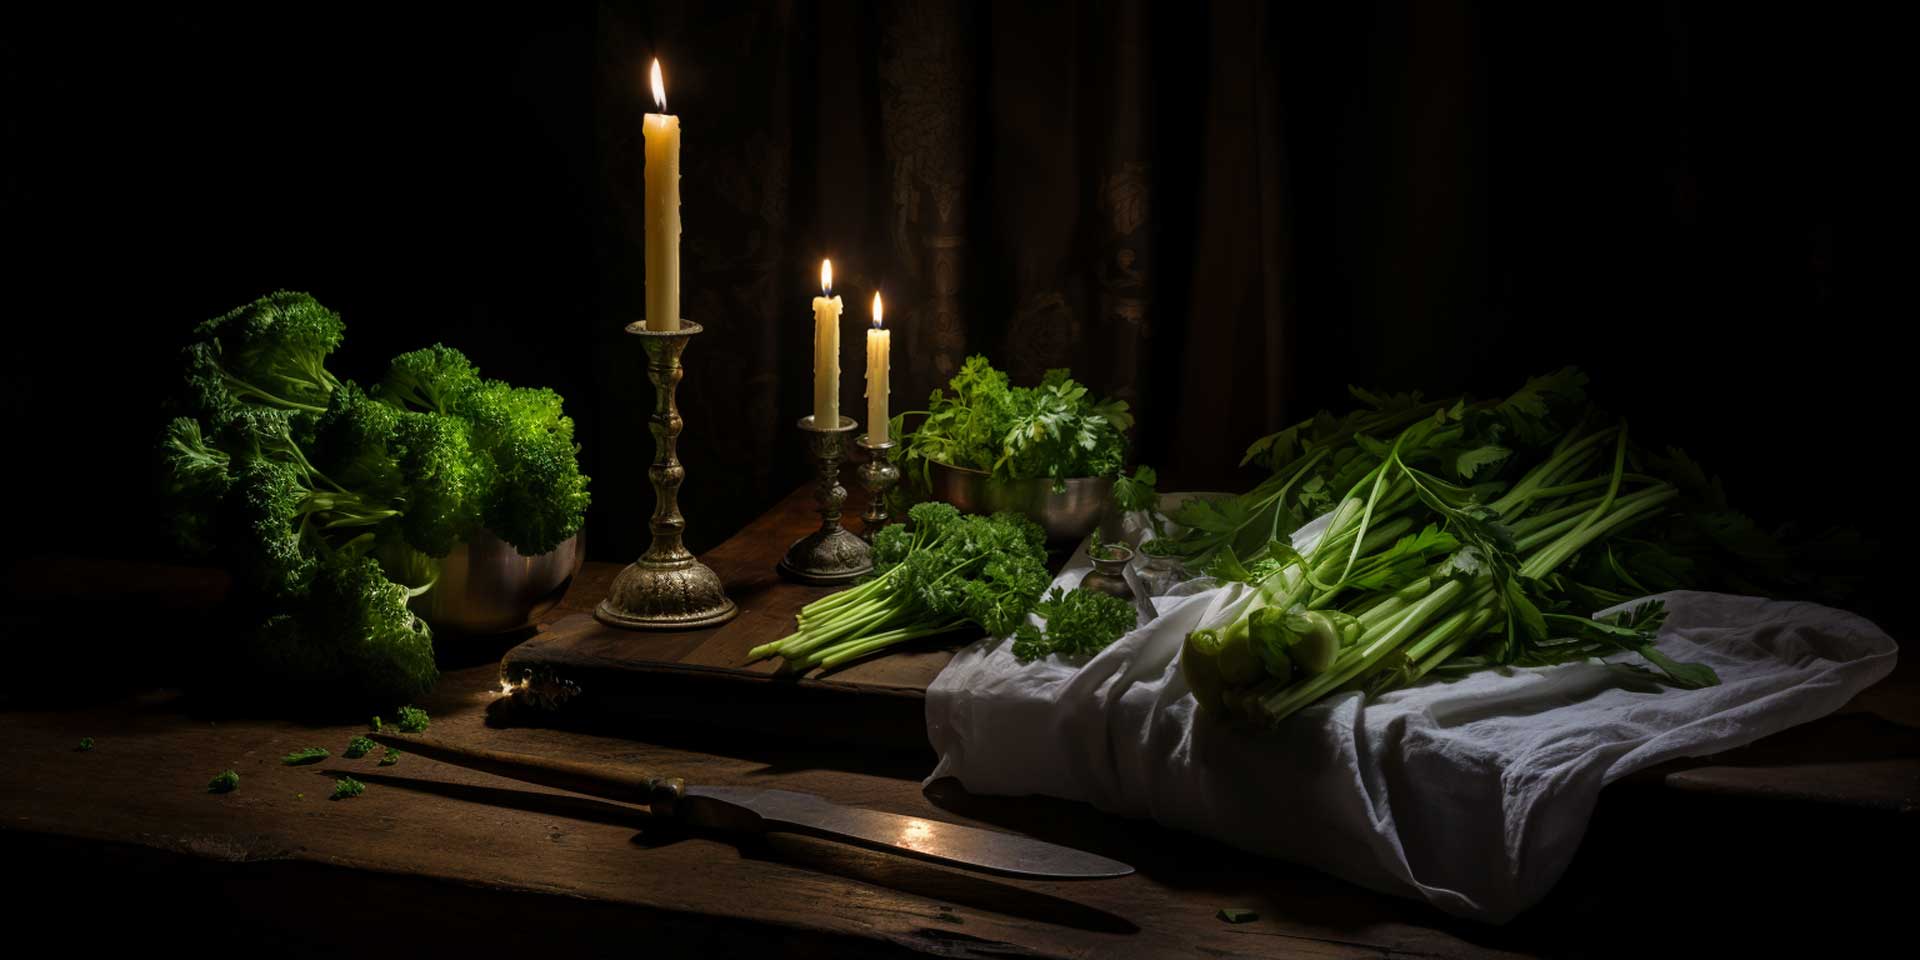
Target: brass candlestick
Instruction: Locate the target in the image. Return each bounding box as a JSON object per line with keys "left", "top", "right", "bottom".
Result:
{"left": 855, "top": 434, "right": 899, "bottom": 538}
{"left": 778, "top": 415, "right": 873, "bottom": 584}
{"left": 596, "top": 321, "right": 739, "bottom": 631}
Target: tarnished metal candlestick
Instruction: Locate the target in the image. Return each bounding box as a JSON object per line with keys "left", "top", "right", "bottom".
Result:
{"left": 778, "top": 415, "right": 873, "bottom": 584}
{"left": 854, "top": 434, "right": 899, "bottom": 539}
{"left": 595, "top": 321, "right": 739, "bottom": 631}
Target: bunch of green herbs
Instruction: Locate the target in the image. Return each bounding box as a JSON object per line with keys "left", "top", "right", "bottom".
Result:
{"left": 159, "top": 292, "right": 590, "bottom": 711}
{"left": 748, "top": 503, "right": 1052, "bottom": 671}
{"left": 1167, "top": 367, "right": 1860, "bottom": 728}
{"left": 1010, "top": 587, "right": 1140, "bottom": 663}
{"left": 891, "top": 356, "right": 1133, "bottom": 491}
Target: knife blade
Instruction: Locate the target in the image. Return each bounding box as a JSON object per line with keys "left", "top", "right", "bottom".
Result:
{"left": 369, "top": 732, "right": 1132, "bottom": 880}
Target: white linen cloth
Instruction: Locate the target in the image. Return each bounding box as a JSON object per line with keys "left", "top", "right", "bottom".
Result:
{"left": 924, "top": 505, "right": 1898, "bottom": 923}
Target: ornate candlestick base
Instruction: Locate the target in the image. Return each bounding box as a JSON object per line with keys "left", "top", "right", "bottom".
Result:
{"left": 855, "top": 434, "right": 900, "bottom": 539}
{"left": 778, "top": 415, "right": 873, "bottom": 584}
{"left": 596, "top": 321, "right": 739, "bottom": 631}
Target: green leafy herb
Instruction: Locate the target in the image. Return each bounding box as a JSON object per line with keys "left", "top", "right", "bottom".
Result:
{"left": 331, "top": 777, "right": 366, "bottom": 800}
{"left": 343, "top": 736, "right": 378, "bottom": 759}
{"left": 395, "top": 706, "right": 429, "bottom": 733}
{"left": 208, "top": 770, "right": 240, "bottom": 794}
{"left": 1011, "top": 588, "right": 1139, "bottom": 662}
{"left": 281, "top": 747, "right": 329, "bottom": 765}
{"left": 369, "top": 716, "right": 382, "bottom": 732}
{"left": 159, "top": 292, "right": 595, "bottom": 713}
{"left": 76, "top": 737, "right": 94, "bottom": 752}
{"left": 379, "top": 749, "right": 402, "bottom": 766}
{"left": 748, "top": 503, "right": 1051, "bottom": 671}
{"left": 893, "top": 356, "right": 1133, "bottom": 490}
{"left": 1166, "top": 369, "right": 1765, "bottom": 728}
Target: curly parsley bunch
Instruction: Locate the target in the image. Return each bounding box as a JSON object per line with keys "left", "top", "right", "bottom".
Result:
{"left": 159, "top": 292, "right": 590, "bottom": 711}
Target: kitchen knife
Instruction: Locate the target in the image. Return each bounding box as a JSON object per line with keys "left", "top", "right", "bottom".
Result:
{"left": 368, "top": 732, "right": 1132, "bottom": 880}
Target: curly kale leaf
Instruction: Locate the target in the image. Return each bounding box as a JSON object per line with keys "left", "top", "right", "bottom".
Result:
{"left": 454, "top": 381, "right": 590, "bottom": 555}
{"left": 309, "top": 382, "right": 403, "bottom": 495}
{"left": 182, "top": 290, "right": 345, "bottom": 417}
{"left": 378, "top": 343, "right": 483, "bottom": 416}
{"left": 249, "top": 554, "right": 439, "bottom": 708}
{"left": 390, "top": 411, "right": 487, "bottom": 557}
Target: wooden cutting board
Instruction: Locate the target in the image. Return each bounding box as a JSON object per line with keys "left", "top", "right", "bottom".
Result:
{"left": 499, "top": 486, "right": 972, "bottom": 755}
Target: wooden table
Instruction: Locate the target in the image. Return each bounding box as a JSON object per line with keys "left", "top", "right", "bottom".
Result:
{"left": 3, "top": 489, "right": 1914, "bottom": 957}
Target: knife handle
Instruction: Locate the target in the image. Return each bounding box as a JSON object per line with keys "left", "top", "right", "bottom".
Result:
{"left": 368, "top": 732, "right": 686, "bottom": 814}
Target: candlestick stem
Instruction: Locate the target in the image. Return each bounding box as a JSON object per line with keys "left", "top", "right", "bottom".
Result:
{"left": 596, "top": 321, "right": 739, "bottom": 630}
{"left": 779, "top": 416, "right": 874, "bottom": 584}
{"left": 855, "top": 435, "right": 900, "bottom": 539}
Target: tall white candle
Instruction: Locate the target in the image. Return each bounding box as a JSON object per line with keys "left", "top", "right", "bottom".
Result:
{"left": 812, "top": 259, "right": 842, "bottom": 425}
{"left": 866, "top": 291, "right": 890, "bottom": 444}
{"left": 642, "top": 59, "right": 680, "bottom": 332}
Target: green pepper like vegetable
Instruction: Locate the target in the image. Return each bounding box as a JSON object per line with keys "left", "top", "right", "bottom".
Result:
{"left": 1280, "top": 610, "right": 1340, "bottom": 677}
{"left": 1214, "top": 617, "right": 1271, "bottom": 686}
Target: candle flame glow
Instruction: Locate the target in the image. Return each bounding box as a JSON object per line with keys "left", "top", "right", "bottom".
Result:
{"left": 872, "top": 291, "right": 884, "bottom": 328}
{"left": 650, "top": 59, "right": 666, "bottom": 111}
{"left": 821, "top": 259, "right": 833, "bottom": 294}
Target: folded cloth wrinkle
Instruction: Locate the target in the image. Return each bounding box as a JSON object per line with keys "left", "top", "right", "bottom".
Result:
{"left": 923, "top": 497, "right": 1897, "bottom": 922}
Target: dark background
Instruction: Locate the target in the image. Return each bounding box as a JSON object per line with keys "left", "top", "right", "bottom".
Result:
{"left": 1, "top": 2, "right": 1896, "bottom": 630}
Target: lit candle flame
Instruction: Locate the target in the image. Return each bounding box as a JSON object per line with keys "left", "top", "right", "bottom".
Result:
{"left": 821, "top": 259, "right": 833, "bottom": 295}
{"left": 872, "top": 291, "right": 884, "bottom": 329}
{"left": 650, "top": 59, "right": 667, "bottom": 112}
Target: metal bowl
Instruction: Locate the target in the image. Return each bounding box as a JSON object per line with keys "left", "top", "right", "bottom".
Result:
{"left": 927, "top": 461, "right": 1114, "bottom": 545}
{"left": 408, "top": 529, "right": 584, "bottom": 635}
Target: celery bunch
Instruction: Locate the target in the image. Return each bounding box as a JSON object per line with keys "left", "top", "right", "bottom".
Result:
{"left": 1179, "top": 375, "right": 1729, "bottom": 726}
{"left": 748, "top": 503, "right": 1050, "bottom": 671}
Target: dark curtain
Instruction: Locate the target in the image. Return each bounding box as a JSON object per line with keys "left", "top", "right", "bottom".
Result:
{"left": 596, "top": 0, "right": 1862, "bottom": 559}
{"left": 5, "top": 2, "right": 1885, "bottom": 618}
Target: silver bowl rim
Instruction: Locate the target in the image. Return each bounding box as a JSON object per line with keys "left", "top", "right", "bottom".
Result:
{"left": 924, "top": 458, "right": 1115, "bottom": 485}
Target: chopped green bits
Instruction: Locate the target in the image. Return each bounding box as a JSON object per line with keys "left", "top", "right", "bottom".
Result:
{"left": 281, "top": 747, "right": 329, "bottom": 765}
{"left": 396, "top": 705, "right": 429, "bottom": 733}
{"left": 208, "top": 770, "right": 240, "bottom": 794}
{"left": 331, "top": 777, "right": 366, "bottom": 800}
